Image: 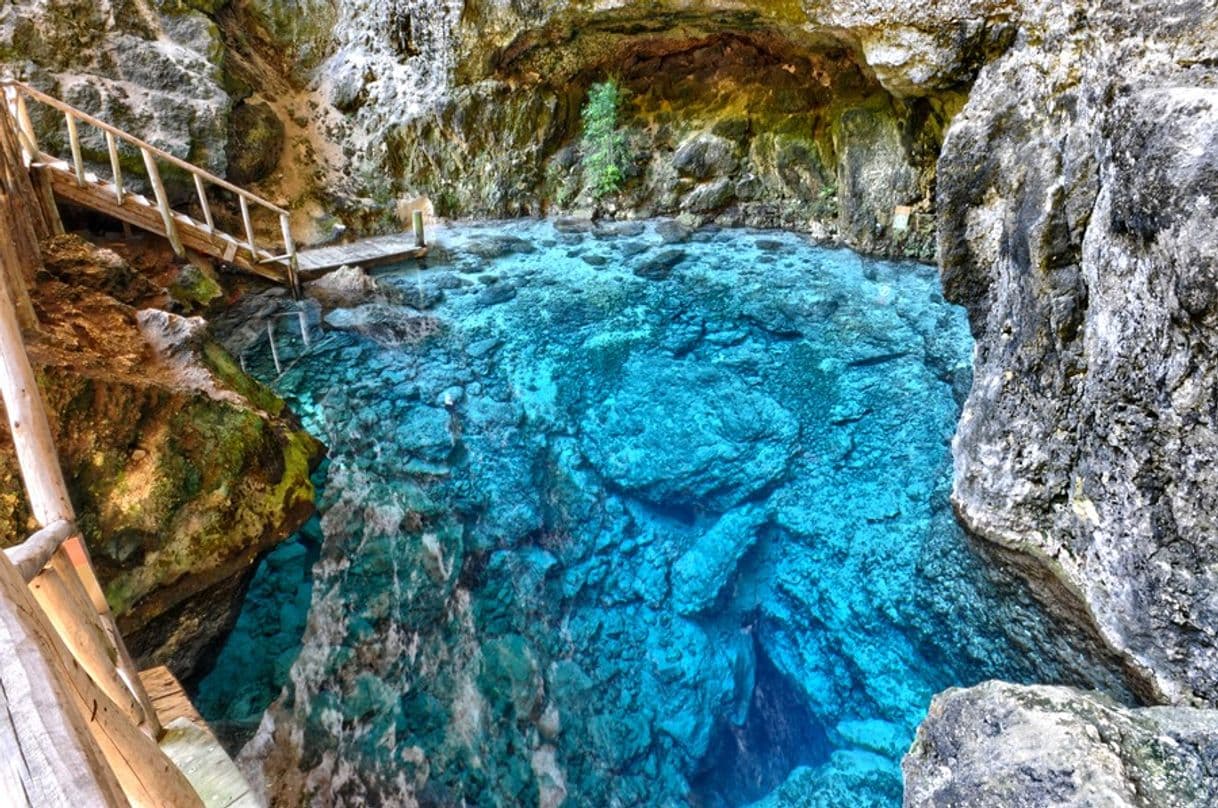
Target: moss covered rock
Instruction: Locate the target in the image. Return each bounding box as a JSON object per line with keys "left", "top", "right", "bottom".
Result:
{"left": 0, "top": 239, "right": 323, "bottom": 676}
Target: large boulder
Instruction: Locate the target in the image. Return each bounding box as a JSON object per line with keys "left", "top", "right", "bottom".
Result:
{"left": 580, "top": 355, "right": 799, "bottom": 512}
{"left": 904, "top": 681, "right": 1218, "bottom": 807}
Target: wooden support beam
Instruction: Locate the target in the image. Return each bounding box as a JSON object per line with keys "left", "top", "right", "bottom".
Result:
{"left": 141, "top": 147, "right": 184, "bottom": 257}
{"left": 105, "top": 131, "right": 124, "bottom": 205}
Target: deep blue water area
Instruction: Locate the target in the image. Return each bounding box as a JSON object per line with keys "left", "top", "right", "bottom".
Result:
{"left": 196, "top": 220, "right": 1129, "bottom": 806}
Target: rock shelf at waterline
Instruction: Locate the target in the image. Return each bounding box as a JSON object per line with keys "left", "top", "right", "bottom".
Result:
{"left": 198, "top": 220, "right": 1133, "bottom": 807}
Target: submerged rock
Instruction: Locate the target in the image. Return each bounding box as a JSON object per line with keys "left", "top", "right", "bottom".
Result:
{"left": 323, "top": 303, "right": 442, "bottom": 346}
{"left": 580, "top": 356, "right": 798, "bottom": 511}
{"left": 215, "top": 221, "right": 1130, "bottom": 807}
{"left": 904, "top": 681, "right": 1218, "bottom": 807}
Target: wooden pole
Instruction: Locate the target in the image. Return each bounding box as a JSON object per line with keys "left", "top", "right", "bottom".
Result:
{"left": 413, "top": 209, "right": 425, "bottom": 248}
{"left": 280, "top": 210, "right": 300, "bottom": 297}
{"left": 105, "top": 131, "right": 124, "bottom": 205}
{"left": 239, "top": 194, "right": 257, "bottom": 257}
{"left": 194, "top": 174, "right": 214, "bottom": 233}
{"left": 141, "top": 147, "right": 184, "bottom": 257}
{"left": 65, "top": 111, "right": 85, "bottom": 187}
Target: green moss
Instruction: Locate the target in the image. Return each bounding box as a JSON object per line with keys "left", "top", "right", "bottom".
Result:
{"left": 202, "top": 340, "right": 285, "bottom": 416}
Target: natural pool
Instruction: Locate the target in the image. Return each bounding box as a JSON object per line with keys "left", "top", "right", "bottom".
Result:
{"left": 196, "top": 220, "right": 1129, "bottom": 806}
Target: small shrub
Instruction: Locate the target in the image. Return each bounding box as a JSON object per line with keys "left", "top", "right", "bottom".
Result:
{"left": 580, "top": 80, "right": 629, "bottom": 199}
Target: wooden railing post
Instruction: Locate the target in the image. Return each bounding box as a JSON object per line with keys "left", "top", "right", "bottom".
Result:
{"left": 413, "top": 209, "right": 426, "bottom": 248}
{"left": 104, "top": 131, "right": 123, "bottom": 205}
{"left": 64, "top": 111, "right": 85, "bottom": 187}
{"left": 239, "top": 194, "right": 257, "bottom": 257}
{"left": 141, "top": 146, "right": 184, "bottom": 257}
{"left": 194, "top": 174, "right": 214, "bottom": 233}
{"left": 11, "top": 91, "right": 39, "bottom": 166}
{"left": 280, "top": 210, "right": 301, "bottom": 297}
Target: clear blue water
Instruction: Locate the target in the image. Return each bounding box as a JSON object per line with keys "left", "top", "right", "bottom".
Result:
{"left": 196, "top": 220, "right": 1129, "bottom": 806}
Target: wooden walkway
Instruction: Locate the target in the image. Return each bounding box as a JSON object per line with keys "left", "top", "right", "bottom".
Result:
{"left": 3, "top": 80, "right": 431, "bottom": 293}
{"left": 141, "top": 667, "right": 259, "bottom": 808}
{"left": 297, "top": 231, "right": 428, "bottom": 275}
{"left": 0, "top": 80, "right": 258, "bottom": 807}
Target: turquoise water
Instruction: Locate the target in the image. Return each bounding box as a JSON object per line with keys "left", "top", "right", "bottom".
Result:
{"left": 196, "top": 220, "right": 1128, "bottom": 806}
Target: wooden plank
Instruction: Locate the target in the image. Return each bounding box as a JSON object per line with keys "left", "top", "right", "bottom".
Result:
{"left": 139, "top": 667, "right": 260, "bottom": 808}
{"left": 138, "top": 666, "right": 203, "bottom": 728}
{"left": 296, "top": 233, "right": 429, "bottom": 274}
{"left": 157, "top": 719, "right": 259, "bottom": 808}
{"left": 0, "top": 552, "right": 129, "bottom": 808}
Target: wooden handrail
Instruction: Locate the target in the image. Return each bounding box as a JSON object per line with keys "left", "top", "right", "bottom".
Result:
{"left": 5, "top": 518, "right": 74, "bottom": 582}
{"left": 1, "top": 80, "right": 288, "bottom": 215}
{"left": 2, "top": 78, "right": 302, "bottom": 295}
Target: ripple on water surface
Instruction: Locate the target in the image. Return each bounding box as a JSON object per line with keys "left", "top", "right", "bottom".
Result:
{"left": 196, "top": 220, "right": 1131, "bottom": 807}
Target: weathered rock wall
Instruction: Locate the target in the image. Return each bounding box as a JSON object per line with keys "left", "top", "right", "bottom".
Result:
{"left": 0, "top": 237, "right": 323, "bottom": 676}
{"left": 939, "top": 0, "right": 1218, "bottom": 707}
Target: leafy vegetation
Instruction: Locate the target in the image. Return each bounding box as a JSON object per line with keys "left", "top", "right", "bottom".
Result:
{"left": 580, "top": 80, "right": 629, "bottom": 199}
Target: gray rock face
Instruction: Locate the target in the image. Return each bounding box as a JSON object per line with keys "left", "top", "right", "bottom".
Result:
{"left": 904, "top": 681, "right": 1218, "bottom": 807}
{"left": 1, "top": 2, "right": 233, "bottom": 182}
{"left": 939, "top": 0, "right": 1218, "bottom": 707}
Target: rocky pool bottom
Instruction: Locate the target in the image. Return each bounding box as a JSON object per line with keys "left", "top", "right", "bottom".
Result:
{"left": 194, "top": 220, "right": 1133, "bottom": 806}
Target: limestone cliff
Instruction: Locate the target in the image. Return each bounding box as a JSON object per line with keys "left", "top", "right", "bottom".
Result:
{"left": 939, "top": 0, "right": 1218, "bottom": 708}
{"left": 904, "top": 681, "right": 1218, "bottom": 807}
{"left": 0, "top": 237, "right": 323, "bottom": 676}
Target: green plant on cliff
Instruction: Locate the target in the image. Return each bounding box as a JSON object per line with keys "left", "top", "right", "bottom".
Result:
{"left": 580, "top": 80, "right": 629, "bottom": 199}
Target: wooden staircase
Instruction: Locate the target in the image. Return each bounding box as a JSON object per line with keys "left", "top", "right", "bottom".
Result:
{"left": 2, "top": 79, "right": 302, "bottom": 295}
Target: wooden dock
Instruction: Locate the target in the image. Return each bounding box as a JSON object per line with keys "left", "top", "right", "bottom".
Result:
{"left": 140, "top": 667, "right": 259, "bottom": 808}
{"left": 297, "top": 231, "right": 428, "bottom": 276}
